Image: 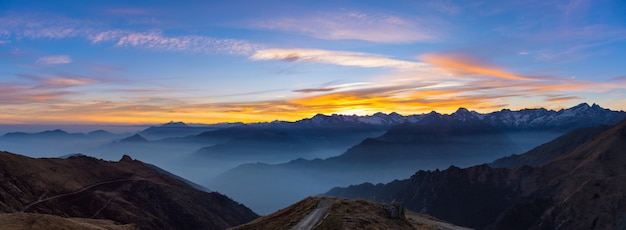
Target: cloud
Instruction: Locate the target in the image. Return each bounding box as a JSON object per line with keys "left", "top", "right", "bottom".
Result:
{"left": 0, "top": 15, "right": 259, "bottom": 55}
{"left": 36, "top": 55, "right": 72, "bottom": 65}
{"left": 610, "top": 76, "right": 626, "bottom": 82}
{"left": 18, "top": 74, "right": 98, "bottom": 88}
{"left": 0, "top": 84, "right": 71, "bottom": 104}
{"left": 114, "top": 31, "right": 257, "bottom": 55}
{"left": 293, "top": 87, "right": 336, "bottom": 93}
{"left": 251, "top": 48, "right": 429, "bottom": 71}
{"left": 251, "top": 11, "right": 440, "bottom": 43}
{"left": 545, "top": 94, "right": 581, "bottom": 103}
{"left": 420, "top": 53, "right": 532, "bottom": 80}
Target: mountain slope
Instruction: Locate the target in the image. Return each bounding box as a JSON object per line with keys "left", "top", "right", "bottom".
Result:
{"left": 231, "top": 196, "right": 471, "bottom": 230}
{"left": 326, "top": 119, "right": 626, "bottom": 229}
{"left": 490, "top": 124, "right": 612, "bottom": 168}
{"left": 0, "top": 151, "right": 258, "bottom": 230}
{"left": 0, "top": 212, "right": 137, "bottom": 230}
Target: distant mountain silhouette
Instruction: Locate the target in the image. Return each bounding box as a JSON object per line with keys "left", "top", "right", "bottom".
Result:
{"left": 139, "top": 121, "right": 242, "bottom": 140}
{"left": 209, "top": 103, "right": 626, "bottom": 215}
{"left": 2, "top": 129, "right": 84, "bottom": 140}
{"left": 490, "top": 124, "right": 612, "bottom": 168}
{"left": 119, "top": 134, "right": 148, "bottom": 143}
{"left": 0, "top": 151, "right": 258, "bottom": 229}
{"left": 326, "top": 118, "right": 626, "bottom": 229}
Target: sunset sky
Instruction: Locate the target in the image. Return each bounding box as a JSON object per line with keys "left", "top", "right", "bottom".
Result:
{"left": 1, "top": 0, "right": 626, "bottom": 125}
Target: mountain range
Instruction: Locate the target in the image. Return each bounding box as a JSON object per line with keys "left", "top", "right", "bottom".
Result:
{"left": 208, "top": 103, "right": 626, "bottom": 214}
{"left": 1, "top": 103, "right": 625, "bottom": 216}
{"left": 325, "top": 118, "right": 626, "bottom": 229}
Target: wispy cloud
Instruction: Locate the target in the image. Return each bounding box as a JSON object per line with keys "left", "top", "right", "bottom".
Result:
{"left": 420, "top": 53, "right": 532, "bottom": 80}
{"left": 293, "top": 87, "right": 336, "bottom": 93}
{"left": 114, "top": 31, "right": 257, "bottom": 55}
{"left": 36, "top": 55, "right": 72, "bottom": 65}
{"left": 0, "top": 84, "right": 71, "bottom": 104}
{"left": 0, "top": 15, "right": 259, "bottom": 55}
{"left": 18, "top": 74, "right": 98, "bottom": 88}
{"left": 251, "top": 48, "right": 429, "bottom": 71}
{"left": 251, "top": 11, "right": 441, "bottom": 43}
{"left": 104, "top": 7, "right": 158, "bottom": 16}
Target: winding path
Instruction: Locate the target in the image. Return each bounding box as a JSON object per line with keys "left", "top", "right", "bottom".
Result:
{"left": 290, "top": 199, "right": 332, "bottom": 230}
{"left": 22, "top": 178, "right": 142, "bottom": 212}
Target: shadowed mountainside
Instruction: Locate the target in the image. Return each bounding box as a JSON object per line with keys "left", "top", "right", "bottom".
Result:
{"left": 0, "top": 151, "right": 258, "bottom": 230}
{"left": 326, "top": 119, "right": 626, "bottom": 229}
{"left": 490, "top": 124, "right": 612, "bottom": 168}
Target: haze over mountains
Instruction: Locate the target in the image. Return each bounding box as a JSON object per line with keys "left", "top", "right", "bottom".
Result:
{"left": 1, "top": 103, "right": 625, "bottom": 219}
{"left": 326, "top": 117, "right": 626, "bottom": 229}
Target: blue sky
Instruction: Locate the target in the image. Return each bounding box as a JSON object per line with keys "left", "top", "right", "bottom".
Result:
{"left": 1, "top": 0, "right": 625, "bottom": 124}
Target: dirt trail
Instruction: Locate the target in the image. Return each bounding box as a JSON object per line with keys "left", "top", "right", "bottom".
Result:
{"left": 22, "top": 178, "right": 141, "bottom": 212}
{"left": 290, "top": 199, "right": 332, "bottom": 230}
{"left": 406, "top": 212, "right": 474, "bottom": 230}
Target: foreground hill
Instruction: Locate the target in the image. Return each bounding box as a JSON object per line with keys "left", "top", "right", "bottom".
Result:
{"left": 0, "top": 212, "right": 137, "bottom": 230}
{"left": 326, "top": 119, "right": 626, "bottom": 229}
{"left": 231, "top": 196, "right": 471, "bottom": 230}
{"left": 0, "top": 151, "right": 258, "bottom": 230}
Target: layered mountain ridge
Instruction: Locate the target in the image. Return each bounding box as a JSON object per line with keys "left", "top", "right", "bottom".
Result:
{"left": 208, "top": 103, "right": 626, "bottom": 214}
{"left": 326, "top": 118, "right": 626, "bottom": 229}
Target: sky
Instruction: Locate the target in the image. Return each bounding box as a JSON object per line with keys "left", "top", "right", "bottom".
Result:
{"left": 1, "top": 0, "right": 626, "bottom": 125}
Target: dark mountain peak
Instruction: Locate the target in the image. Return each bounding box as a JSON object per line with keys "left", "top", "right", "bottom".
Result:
{"left": 120, "top": 134, "right": 147, "bottom": 142}
{"left": 574, "top": 102, "right": 591, "bottom": 108}
{"left": 310, "top": 113, "right": 329, "bottom": 121}
{"left": 419, "top": 111, "right": 442, "bottom": 121}
{"left": 87, "top": 129, "right": 112, "bottom": 135}
{"left": 451, "top": 107, "right": 479, "bottom": 120}
{"left": 565, "top": 102, "right": 591, "bottom": 112}
{"left": 160, "top": 121, "right": 189, "bottom": 128}
{"left": 455, "top": 107, "right": 470, "bottom": 113}
{"left": 372, "top": 112, "right": 387, "bottom": 117}
{"left": 120, "top": 154, "right": 133, "bottom": 162}
{"left": 589, "top": 103, "right": 609, "bottom": 112}
{"left": 42, "top": 129, "right": 69, "bottom": 135}
{"left": 59, "top": 153, "right": 87, "bottom": 159}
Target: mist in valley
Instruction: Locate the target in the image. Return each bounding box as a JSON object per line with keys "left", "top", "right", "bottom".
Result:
{"left": 0, "top": 121, "right": 563, "bottom": 215}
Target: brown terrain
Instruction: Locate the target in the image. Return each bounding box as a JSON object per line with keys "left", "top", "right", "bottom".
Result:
{"left": 231, "top": 196, "right": 471, "bottom": 230}
{"left": 0, "top": 212, "right": 137, "bottom": 230}
{"left": 327, "top": 119, "right": 626, "bottom": 229}
{"left": 0, "top": 152, "right": 258, "bottom": 230}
